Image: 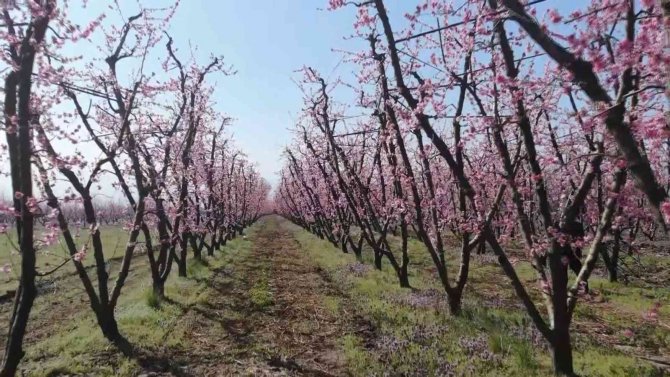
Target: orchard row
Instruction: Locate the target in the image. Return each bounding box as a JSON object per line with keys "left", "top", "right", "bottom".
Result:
{"left": 276, "top": 1, "right": 670, "bottom": 375}
{"left": 0, "top": 2, "right": 270, "bottom": 375}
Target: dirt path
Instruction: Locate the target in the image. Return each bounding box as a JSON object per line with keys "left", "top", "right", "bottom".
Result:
{"left": 148, "top": 216, "right": 353, "bottom": 376}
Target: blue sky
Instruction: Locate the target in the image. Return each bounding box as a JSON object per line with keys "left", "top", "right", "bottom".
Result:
{"left": 0, "top": 0, "right": 584, "bottom": 200}
{"left": 0, "top": 0, "right": 392, "bottom": 200}
{"left": 104, "top": 0, "right": 364, "bottom": 188}
{"left": 160, "top": 0, "right": 568, "bottom": 189}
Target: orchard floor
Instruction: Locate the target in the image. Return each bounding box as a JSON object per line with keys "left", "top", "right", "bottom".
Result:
{"left": 0, "top": 215, "right": 668, "bottom": 376}
{"left": 0, "top": 216, "right": 355, "bottom": 376}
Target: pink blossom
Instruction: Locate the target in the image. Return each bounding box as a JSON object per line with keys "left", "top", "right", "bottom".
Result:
{"left": 73, "top": 245, "right": 88, "bottom": 262}
{"left": 547, "top": 9, "right": 562, "bottom": 23}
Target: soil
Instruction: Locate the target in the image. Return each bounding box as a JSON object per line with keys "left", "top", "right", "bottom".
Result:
{"left": 134, "top": 217, "right": 356, "bottom": 376}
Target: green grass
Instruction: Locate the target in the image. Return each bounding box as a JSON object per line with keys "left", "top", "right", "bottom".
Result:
{"left": 2, "top": 217, "right": 668, "bottom": 376}
{"left": 144, "top": 288, "right": 161, "bottom": 309}
{"left": 283, "top": 220, "right": 668, "bottom": 377}
{"left": 249, "top": 273, "right": 273, "bottom": 309}
{"left": 24, "top": 269, "right": 202, "bottom": 375}
{"left": 8, "top": 223, "right": 258, "bottom": 377}
{"left": 322, "top": 295, "right": 340, "bottom": 313}
{"left": 0, "top": 225, "right": 138, "bottom": 292}
{"left": 186, "top": 257, "right": 210, "bottom": 279}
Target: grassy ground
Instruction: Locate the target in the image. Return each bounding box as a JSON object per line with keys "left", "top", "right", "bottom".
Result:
{"left": 0, "top": 216, "right": 667, "bottom": 376}
{"left": 0, "top": 223, "right": 254, "bottom": 376}
{"left": 285, "top": 220, "right": 670, "bottom": 376}
{"left": 0, "top": 216, "right": 355, "bottom": 376}
{"left": 0, "top": 225, "right": 132, "bottom": 293}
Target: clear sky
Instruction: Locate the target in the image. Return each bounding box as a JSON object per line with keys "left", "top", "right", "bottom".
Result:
{"left": 0, "top": 0, "right": 578, "bottom": 199}
{"left": 149, "top": 0, "right": 563, "bottom": 189}
{"left": 120, "top": 0, "right": 363, "bottom": 189}
{"left": 0, "top": 0, "right": 402, "bottom": 200}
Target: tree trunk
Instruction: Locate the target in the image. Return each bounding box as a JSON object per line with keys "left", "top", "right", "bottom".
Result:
{"left": 600, "top": 238, "right": 621, "bottom": 283}
{"left": 177, "top": 243, "right": 187, "bottom": 277}
{"left": 397, "top": 267, "right": 410, "bottom": 288}
{"left": 607, "top": 261, "right": 618, "bottom": 282}
{"left": 153, "top": 280, "right": 165, "bottom": 300}
{"left": 373, "top": 251, "right": 382, "bottom": 270}
{"left": 551, "top": 331, "right": 575, "bottom": 376}
{"left": 0, "top": 7, "right": 49, "bottom": 370}
{"left": 399, "top": 224, "right": 411, "bottom": 288}
{"left": 353, "top": 237, "right": 364, "bottom": 262}
{"left": 178, "top": 262, "right": 187, "bottom": 277}
{"left": 549, "top": 251, "right": 574, "bottom": 376}
{"left": 447, "top": 290, "right": 463, "bottom": 316}
{"left": 1, "top": 280, "right": 36, "bottom": 377}
{"left": 96, "top": 308, "right": 132, "bottom": 356}
{"left": 98, "top": 311, "right": 121, "bottom": 341}
{"left": 609, "top": 231, "right": 621, "bottom": 282}
{"left": 212, "top": 232, "right": 221, "bottom": 251}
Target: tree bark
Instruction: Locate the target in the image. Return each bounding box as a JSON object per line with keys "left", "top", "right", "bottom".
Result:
{"left": 1, "top": 5, "right": 52, "bottom": 375}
